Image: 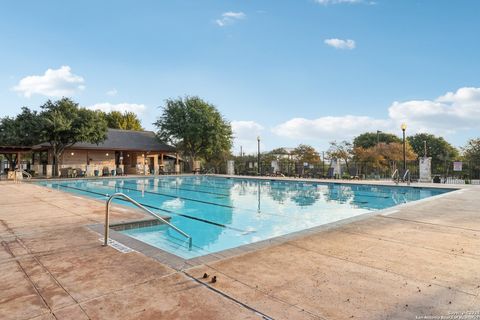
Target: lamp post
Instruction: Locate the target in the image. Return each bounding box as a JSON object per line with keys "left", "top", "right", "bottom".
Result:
{"left": 322, "top": 151, "right": 325, "bottom": 177}
{"left": 401, "top": 123, "right": 407, "bottom": 171}
{"left": 376, "top": 130, "right": 381, "bottom": 146}
{"left": 257, "top": 136, "right": 261, "bottom": 175}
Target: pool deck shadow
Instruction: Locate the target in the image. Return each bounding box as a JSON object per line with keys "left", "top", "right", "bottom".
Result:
{"left": 0, "top": 179, "right": 479, "bottom": 319}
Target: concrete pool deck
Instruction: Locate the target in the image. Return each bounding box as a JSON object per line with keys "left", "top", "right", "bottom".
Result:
{"left": 0, "top": 179, "right": 479, "bottom": 319}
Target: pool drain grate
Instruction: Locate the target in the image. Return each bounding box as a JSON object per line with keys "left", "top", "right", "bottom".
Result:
{"left": 100, "top": 238, "right": 135, "bottom": 253}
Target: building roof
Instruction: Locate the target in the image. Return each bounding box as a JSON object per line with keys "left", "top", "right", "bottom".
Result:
{"left": 0, "top": 146, "right": 32, "bottom": 153}
{"left": 33, "top": 129, "right": 176, "bottom": 152}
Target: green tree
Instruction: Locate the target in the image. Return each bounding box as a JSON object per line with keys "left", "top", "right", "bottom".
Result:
{"left": 0, "top": 107, "right": 42, "bottom": 169}
{"left": 292, "top": 144, "right": 320, "bottom": 164}
{"left": 39, "top": 98, "right": 108, "bottom": 176}
{"left": 407, "top": 133, "right": 458, "bottom": 160}
{"left": 327, "top": 140, "right": 353, "bottom": 169}
{"left": 353, "top": 132, "right": 401, "bottom": 149}
{"left": 155, "top": 96, "right": 233, "bottom": 171}
{"left": 103, "top": 111, "right": 143, "bottom": 130}
{"left": 0, "top": 107, "right": 41, "bottom": 146}
{"left": 462, "top": 138, "right": 480, "bottom": 177}
{"left": 463, "top": 138, "right": 480, "bottom": 163}
{"left": 270, "top": 148, "right": 288, "bottom": 155}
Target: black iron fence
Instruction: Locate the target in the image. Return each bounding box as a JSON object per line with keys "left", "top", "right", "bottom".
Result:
{"left": 232, "top": 158, "right": 480, "bottom": 184}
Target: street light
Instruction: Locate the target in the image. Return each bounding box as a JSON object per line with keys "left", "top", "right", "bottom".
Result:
{"left": 376, "top": 130, "right": 382, "bottom": 146}
{"left": 401, "top": 123, "right": 407, "bottom": 171}
{"left": 257, "top": 136, "right": 261, "bottom": 175}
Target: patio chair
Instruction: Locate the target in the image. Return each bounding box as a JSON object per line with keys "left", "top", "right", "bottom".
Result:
{"left": 193, "top": 167, "right": 201, "bottom": 175}
{"left": 116, "top": 167, "right": 124, "bottom": 176}
{"left": 60, "top": 168, "right": 69, "bottom": 178}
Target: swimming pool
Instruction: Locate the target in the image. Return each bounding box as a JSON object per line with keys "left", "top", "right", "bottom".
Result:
{"left": 37, "top": 176, "right": 453, "bottom": 259}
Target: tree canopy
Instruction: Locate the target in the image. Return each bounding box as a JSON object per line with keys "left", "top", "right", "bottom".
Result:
{"left": 270, "top": 148, "right": 288, "bottom": 155}
{"left": 103, "top": 111, "right": 143, "bottom": 131}
{"left": 327, "top": 140, "right": 353, "bottom": 169}
{"left": 463, "top": 138, "right": 480, "bottom": 163}
{"left": 292, "top": 144, "right": 320, "bottom": 164}
{"left": 0, "top": 107, "right": 42, "bottom": 146}
{"left": 407, "top": 133, "right": 458, "bottom": 160}
{"left": 353, "top": 132, "right": 401, "bottom": 149}
{"left": 353, "top": 142, "right": 417, "bottom": 169}
{"left": 0, "top": 98, "right": 107, "bottom": 174}
{"left": 0, "top": 107, "right": 43, "bottom": 168}
{"left": 39, "top": 98, "right": 108, "bottom": 175}
{"left": 155, "top": 96, "right": 233, "bottom": 171}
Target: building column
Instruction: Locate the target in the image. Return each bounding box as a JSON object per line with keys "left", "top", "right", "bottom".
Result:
{"left": 175, "top": 153, "right": 180, "bottom": 174}
{"left": 16, "top": 152, "right": 21, "bottom": 170}
{"left": 152, "top": 155, "right": 157, "bottom": 175}
{"left": 143, "top": 153, "right": 147, "bottom": 175}
{"left": 118, "top": 151, "right": 124, "bottom": 175}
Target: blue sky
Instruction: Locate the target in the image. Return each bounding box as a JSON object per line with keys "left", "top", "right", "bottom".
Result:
{"left": 1, "top": 0, "right": 480, "bottom": 154}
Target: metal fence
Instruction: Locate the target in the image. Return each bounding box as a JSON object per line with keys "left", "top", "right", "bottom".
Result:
{"left": 430, "top": 160, "right": 480, "bottom": 184}
{"left": 232, "top": 158, "right": 480, "bottom": 184}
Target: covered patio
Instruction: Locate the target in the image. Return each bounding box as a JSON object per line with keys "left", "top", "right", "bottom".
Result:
{"left": 0, "top": 146, "right": 32, "bottom": 179}
{"left": 30, "top": 129, "right": 180, "bottom": 177}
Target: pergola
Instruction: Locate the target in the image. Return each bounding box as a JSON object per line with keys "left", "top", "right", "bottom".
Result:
{"left": 0, "top": 146, "right": 32, "bottom": 171}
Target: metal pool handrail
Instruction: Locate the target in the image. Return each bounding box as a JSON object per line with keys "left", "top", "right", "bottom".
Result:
{"left": 20, "top": 169, "right": 32, "bottom": 180}
{"left": 103, "top": 192, "right": 192, "bottom": 250}
{"left": 391, "top": 169, "right": 398, "bottom": 180}
{"left": 403, "top": 169, "right": 411, "bottom": 185}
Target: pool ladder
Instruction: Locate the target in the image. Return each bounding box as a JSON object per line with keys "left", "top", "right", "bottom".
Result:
{"left": 103, "top": 193, "right": 192, "bottom": 250}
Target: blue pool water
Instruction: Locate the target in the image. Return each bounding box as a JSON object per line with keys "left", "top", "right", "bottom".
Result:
{"left": 37, "top": 176, "right": 452, "bottom": 259}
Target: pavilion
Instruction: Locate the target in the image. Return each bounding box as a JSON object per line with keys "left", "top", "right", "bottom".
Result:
{"left": 29, "top": 129, "right": 179, "bottom": 177}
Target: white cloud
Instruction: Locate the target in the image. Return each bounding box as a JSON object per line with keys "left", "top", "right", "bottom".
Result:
{"left": 88, "top": 102, "right": 146, "bottom": 114}
{"left": 272, "top": 116, "right": 389, "bottom": 141}
{"left": 388, "top": 87, "right": 480, "bottom": 134}
{"left": 216, "top": 11, "right": 246, "bottom": 27}
{"left": 324, "top": 38, "right": 356, "bottom": 50}
{"left": 231, "top": 120, "right": 264, "bottom": 154}
{"left": 272, "top": 87, "right": 480, "bottom": 142}
{"left": 12, "top": 66, "right": 85, "bottom": 98}
{"left": 106, "top": 88, "right": 118, "bottom": 96}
